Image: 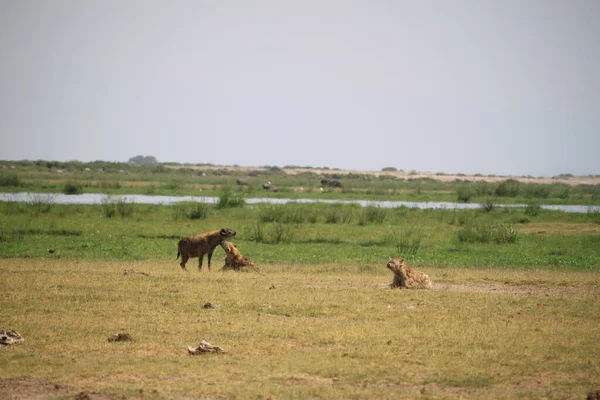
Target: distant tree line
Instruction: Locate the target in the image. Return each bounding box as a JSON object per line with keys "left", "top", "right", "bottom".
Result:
{"left": 128, "top": 155, "right": 158, "bottom": 164}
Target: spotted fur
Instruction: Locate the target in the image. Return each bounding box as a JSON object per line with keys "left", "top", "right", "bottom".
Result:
{"left": 386, "top": 258, "right": 432, "bottom": 289}
{"left": 176, "top": 228, "right": 236, "bottom": 271}
{"left": 220, "top": 241, "right": 260, "bottom": 272}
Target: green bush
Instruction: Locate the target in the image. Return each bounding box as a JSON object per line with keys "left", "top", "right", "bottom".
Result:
{"left": 63, "top": 182, "right": 83, "bottom": 195}
{"left": 495, "top": 179, "right": 521, "bottom": 197}
{"left": 456, "top": 186, "right": 474, "bottom": 203}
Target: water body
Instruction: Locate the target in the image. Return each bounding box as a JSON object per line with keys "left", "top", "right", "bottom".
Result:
{"left": 1, "top": 192, "right": 599, "bottom": 213}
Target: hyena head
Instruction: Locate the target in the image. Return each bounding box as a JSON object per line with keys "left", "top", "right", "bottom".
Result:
{"left": 220, "top": 241, "right": 240, "bottom": 256}
{"left": 386, "top": 257, "right": 405, "bottom": 274}
{"left": 219, "top": 228, "right": 237, "bottom": 238}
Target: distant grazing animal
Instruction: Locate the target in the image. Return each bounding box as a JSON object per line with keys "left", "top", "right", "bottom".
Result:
{"left": 220, "top": 241, "right": 260, "bottom": 272}
{"left": 263, "top": 181, "right": 277, "bottom": 191}
{"left": 236, "top": 178, "right": 248, "bottom": 186}
{"left": 176, "top": 228, "right": 237, "bottom": 271}
{"left": 321, "top": 178, "right": 343, "bottom": 188}
{"left": 386, "top": 258, "right": 432, "bottom": 289}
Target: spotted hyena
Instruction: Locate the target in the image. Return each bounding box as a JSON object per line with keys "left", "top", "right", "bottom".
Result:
{"left": 220, "top": 241, "right": 260, "bottom": 272}
{"left": 176, "top": 228, "right": 236, "bottom": 271}
{"left": 386, "top": 258, "right": 432, "bottom": 289}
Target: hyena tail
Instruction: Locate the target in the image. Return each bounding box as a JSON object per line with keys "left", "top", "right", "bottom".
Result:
{"left": 176, "top": 250, "right": 180, "bottom": 260}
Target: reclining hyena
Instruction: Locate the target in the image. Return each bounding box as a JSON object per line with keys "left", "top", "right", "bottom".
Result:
{"left": 386, "top": 258, "right": 432, "bottom": 289}
{"left": 176, "top": 228, "right": 236, "bottom": 271}
{"left": 220, "top": 241, "right": 260, "bottom": 272}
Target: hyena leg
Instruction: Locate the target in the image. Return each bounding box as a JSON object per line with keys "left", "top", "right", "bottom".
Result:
{"left": 198, "top": 252, "right": 205, "bottom": 271}
{"left": 207, "top": 251, "right": 214, "bottom": 271}
{"left": 180, "top": 253, "right": 189, "bottom": 270}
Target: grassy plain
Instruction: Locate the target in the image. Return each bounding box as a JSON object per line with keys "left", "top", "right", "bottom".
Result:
{"left": 1, "top": 162, "right": 600, "bottom": 399}
{"left": 2, "top": 259, "right": 600, "bottom": 399}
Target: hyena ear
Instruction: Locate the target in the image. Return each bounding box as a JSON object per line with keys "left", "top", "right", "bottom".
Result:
{"left": 388, "top": 257, "right": 392, "bottom": 261}
{"left": 399, "top": 258, "right": 405, "bottom": 263}
{"left": 220, "top": 228, "right": 227, "bottom": 235}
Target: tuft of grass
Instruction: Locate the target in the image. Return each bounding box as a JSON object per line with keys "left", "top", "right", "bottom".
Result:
{"left": 0, "top": 173, "right": 22, "bottom": 187}
{"left": 358, "top": 206, "right": 389, "bottom": 225}
{"left": 101, "top": 196, "right": 135, "bottom": 218}
{"left": 173, "top": 201, "right": 211, "bottom": 220}
{"left": 27, "top": 193, "right": 56, "bottom": 214}
{"left": 524, "top": 201, "right": 542, "bottom": 217}
{"left": 216, "top": 189, "right": 245, "bottom": 209}
{"left": 456, "top": 223, "right": 518, "bottom": 244}
{"left": 388, "top": 225, "right": 423, "bottom": 257}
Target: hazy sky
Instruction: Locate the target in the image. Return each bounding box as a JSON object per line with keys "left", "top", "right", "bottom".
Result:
{"left": 1, "top": 1, "right": 599, "bottom": 176}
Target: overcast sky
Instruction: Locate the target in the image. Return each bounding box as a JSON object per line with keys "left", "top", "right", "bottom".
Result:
{"left": 1, "top": 1, "right": 598, "bottom": 176}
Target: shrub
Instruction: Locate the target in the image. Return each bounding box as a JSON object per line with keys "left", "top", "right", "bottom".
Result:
{"left": 381, "top": 167, "right": 397, "bottom": 171}
{"left": 495, "top": 179, "right": 521, "bottom": 197}
{"left": 63, "top": 182, "right": 83, "bottom": 195}
{"left": 456, "top": 186, "right": 474, "bottom": 203}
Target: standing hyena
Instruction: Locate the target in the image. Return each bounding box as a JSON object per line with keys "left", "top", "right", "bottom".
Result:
{"left": 386, "top": 258, "right": 432, "bottom": 289}
{"left": 176, "top": 228, "right": 236, "bottom": 271}
{"left": 219, "top": 241, "right": 260, "bottom": 272}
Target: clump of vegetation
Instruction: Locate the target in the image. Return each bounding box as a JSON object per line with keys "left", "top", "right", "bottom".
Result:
{"left": 481, "top": 197, "right": 495, "bottom": 213}
{"left": 249, "top": 221, "right": 295, "bottom": 244}
{"left": 381, "top": 166, "right": 397, "bottom": 171}
{"left": 28, "top": 194, "right": 55, "bottom": 214}
{"left": 173, "top": 201, "right": 211, "bottom": 220}
{"left": 0, "top": 173, "right": 21, "bottom": 187}
{"left": 325, "top": 206, "right": 354, "bottom": 224}
{"left": 358, "top": 206, "right": 388, "bottom": 225}
{"left": 456, "top": 223, "right": 518, "bottom": 244}
{"left": 216, "top": 189, "right": 245, "bottom": 209}
{"left": 456, "top": 186, "right": 474, "bottom": 203}
{"left": 63, "top": 182, "right": 83, "bottom": 195}
{"left": 524, "top": 202, "right": 542, "bottom": 217}
{"left": 389, "top": 226, "right": 423, "bottom": 257}
{"left": 101, "top": 196, "right": 134, "bottom": 218}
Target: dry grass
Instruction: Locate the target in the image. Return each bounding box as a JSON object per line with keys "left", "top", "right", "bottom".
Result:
{"left": 1, "top": 259, "right": 599, "bottom": 399}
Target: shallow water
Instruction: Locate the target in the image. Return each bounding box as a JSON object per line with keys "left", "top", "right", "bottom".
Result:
{"left": 0, "top": 192, "right": 598, "bottom": 213}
